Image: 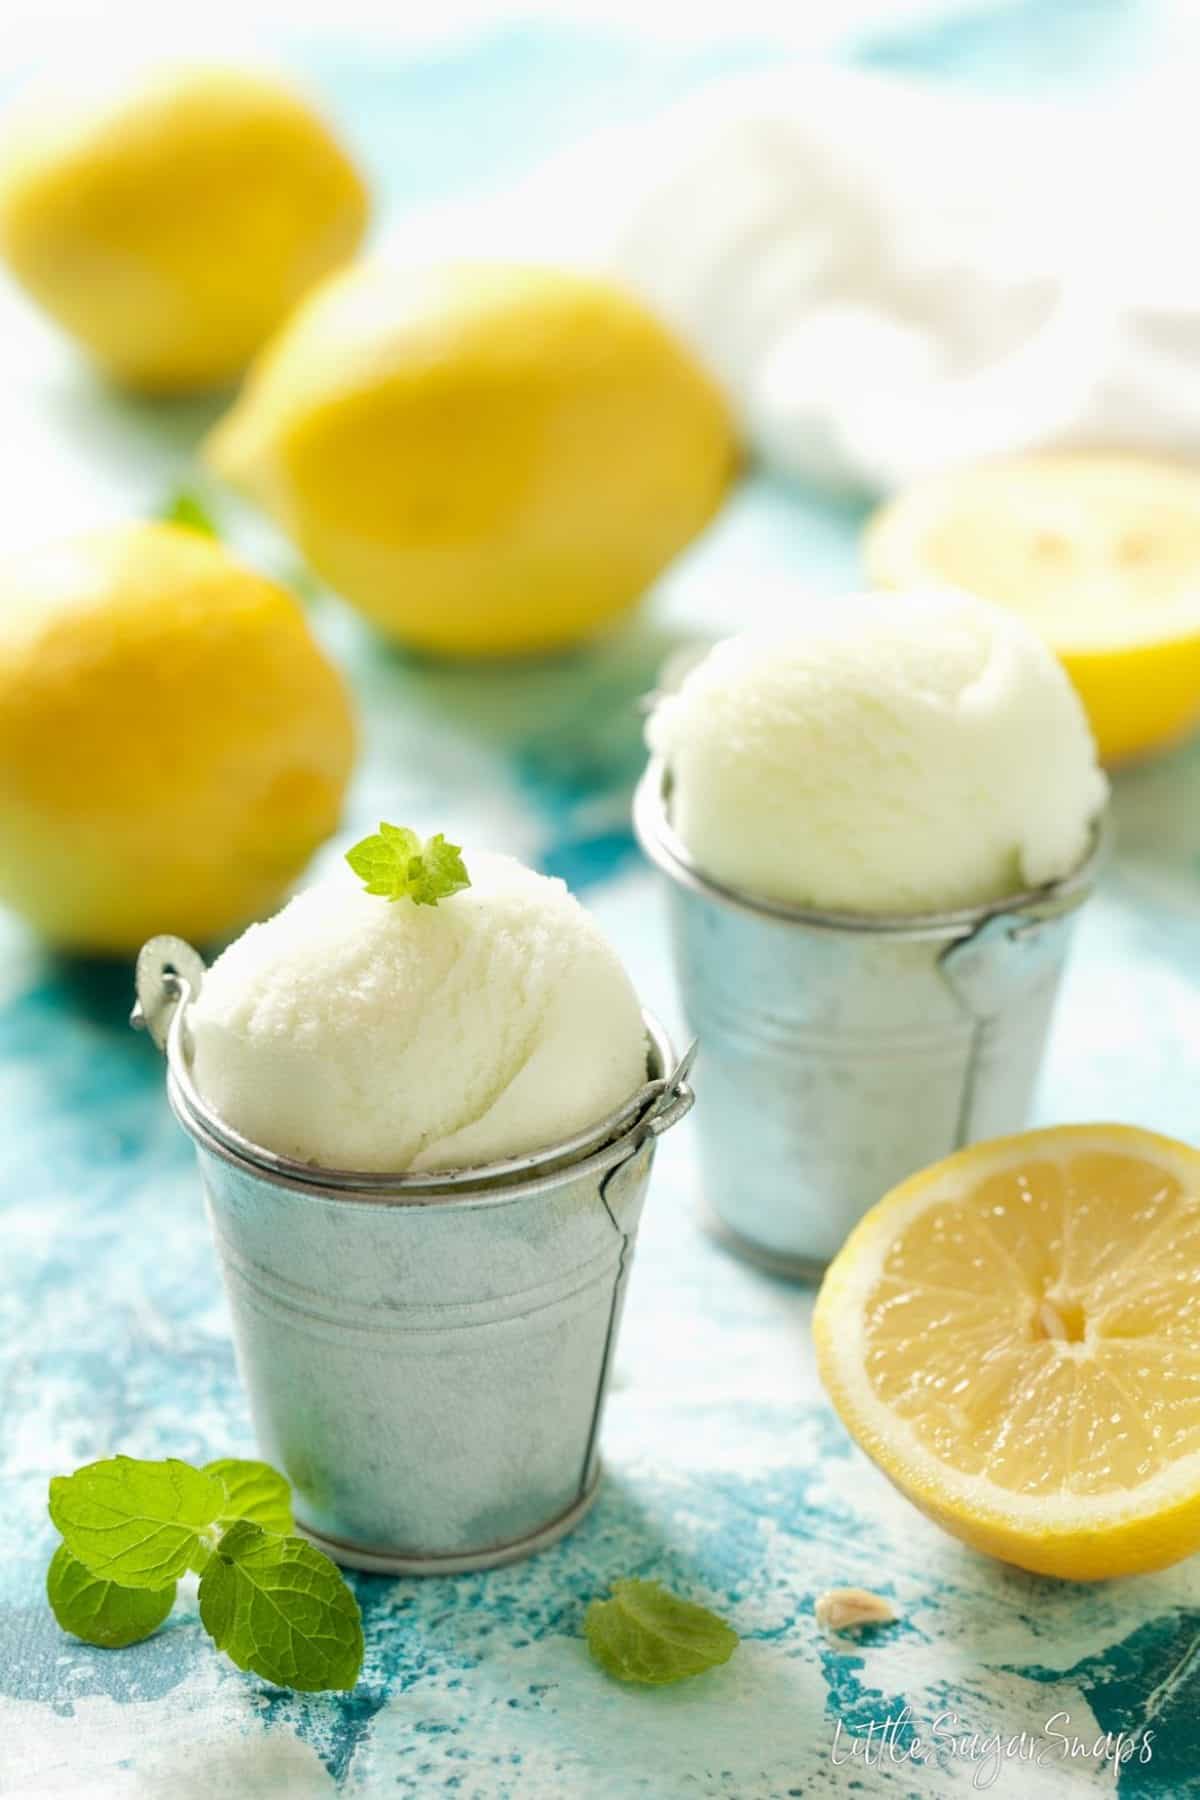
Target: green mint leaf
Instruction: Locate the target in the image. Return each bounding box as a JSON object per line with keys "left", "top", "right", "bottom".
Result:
{"left": 585, "top": 1580, "right": 738, "bottom": 1685}
{"left": 47, "top": 1542, "right": 176, "bottom": 1648}
{"left": 203, "top": 1459, "right": 294, "bottom": 1534}
{"left": 48, "top": 1456, "right": 225, "bottom": 1588}
{"left": 345, "top": 822, "right": 420, "bottom": 897}
{"left": 198, "top": 1521, "right": 363, "bottom": 1692}
{"left": 345, "top": 822, "right": 471, "bottom": 906}
{"left": 161, "top": 488, "right": 219, "bottom": 537}
{"left": 377, "top": 821, "right": 420, "bottom": 851}
{"left": 406, "top": 833, "right": 471, "bottom": 907}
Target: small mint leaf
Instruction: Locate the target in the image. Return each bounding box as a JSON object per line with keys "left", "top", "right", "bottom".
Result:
{"left": 48, "top": 1456, "right": 225, "bottom": 1588}
{"left": 345, "top": 825, "right": 418, "bottom": 897}
{"left": 345, "top": 823, "right": 470, "bottom": 906}
{"left": 47, "top": 1543, "right": 175, "bottom": 1649}
{"left": 585, "top": 1580, "right": 738, "bottom": 1685}
{"left": 198, "top": 1522, "right": 363, "bottom": 1692}
{"left": 203, "top": 1459, "right": 294, "bottom": 1534}
{"left": 161, "top": 488, "right": 219, "bottom": 537}
{"left": 407, "top": 833, "right": 470, "bottom": 907}
{"left": 377, "top": 821, "right": 421, "bottom": 853}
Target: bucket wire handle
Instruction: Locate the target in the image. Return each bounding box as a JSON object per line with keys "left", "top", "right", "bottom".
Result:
{"left": 578, "top": 1037, "right": 697, "bottom": 1495}
{"left": 939, "top": 903, "right": 1073, "bottom": 1146}
{"left": 131, "top": 935, "right": 206, "bottom": 1055}
{"left": 647, "top": 1037, "right": 698, "bottom": 1136}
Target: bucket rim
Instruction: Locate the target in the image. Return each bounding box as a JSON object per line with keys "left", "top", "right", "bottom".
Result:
{"left": 633, "top": 757, "right": 1109, "bottom": 941}
{"left": 160, "top": 992, "right": 690, "bottom": 1208}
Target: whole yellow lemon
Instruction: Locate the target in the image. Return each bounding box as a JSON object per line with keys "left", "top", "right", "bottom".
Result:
{"left": 0, "top": 66, "right": 369, "bottom": 393}
{"left": 206, "top": 261, "right": 738, "bottom": 657}
{"left": 0, "top": 522, "right": 356, "bottom": 953}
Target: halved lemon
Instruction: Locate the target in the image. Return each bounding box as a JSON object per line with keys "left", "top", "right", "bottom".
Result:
{"left": 864, "top": 453, "right": 1200, "bottom": 763}
{"left": 814, "top": 1124, "right": 1200, "bottom": 1580}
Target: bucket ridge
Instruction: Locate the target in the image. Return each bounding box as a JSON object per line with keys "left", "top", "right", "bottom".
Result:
{"left": 208, "top": 1222, "right": 632, "bottom": 1341}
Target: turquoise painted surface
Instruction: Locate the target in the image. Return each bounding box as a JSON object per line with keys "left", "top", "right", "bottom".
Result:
{"left": 4, "top": 6, "right": 1200, "bottom": 1796}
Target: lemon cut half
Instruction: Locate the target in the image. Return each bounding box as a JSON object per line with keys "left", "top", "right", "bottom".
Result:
{"left": 814, "top": 1125, "right": 1200, "bottom": 1579}
{"left": 865, "top": 453, "right": 1200, "bottom": 763}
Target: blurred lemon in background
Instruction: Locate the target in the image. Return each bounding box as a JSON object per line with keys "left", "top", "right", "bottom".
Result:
{"left": 206, "top": 261, "right": 738, "bottom": 657}
{"left": 0, "top": 66, "right": 368, "bottom": 393}
{"left": 0, "top": 522, "right": 356, "bottom": 953}
{"left": 864, "top": 453, "right": 1200, "bottom": 763}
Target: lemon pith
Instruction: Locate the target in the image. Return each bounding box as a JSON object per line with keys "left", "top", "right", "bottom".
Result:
{"left": 0, "top": 522, "right": 356, "bottom": 952}
{"left": 864, "top": 453, "right": 1200, "bottom": 763}
{"left": 814, "top": 1124, "right": 1200, "bottom": 1579}
{"left": 206, "top": 260, "right": 739, "bottom": 657}
{"left": 0, "top": 66, "right": 368, "bottom": 392}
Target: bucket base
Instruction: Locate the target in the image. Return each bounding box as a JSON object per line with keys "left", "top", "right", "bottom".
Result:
{"left": 295, "top": 1466, "right": 603, "bottom": 1575}
{"left": 701, "top": 1205, "right": 828, "bottom": 1284}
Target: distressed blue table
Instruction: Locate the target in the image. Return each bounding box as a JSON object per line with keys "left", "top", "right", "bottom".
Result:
{"left": 3, "top": 9, "right": 1200, "bottom": 1796}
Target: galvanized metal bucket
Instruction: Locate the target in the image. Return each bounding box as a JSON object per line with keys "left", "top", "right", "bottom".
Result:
{"left": 634, "top": 760, "right": 1105, "bottom": 1280}
{"left": 133, "top": 936, "right": 693, "bottom": 1574}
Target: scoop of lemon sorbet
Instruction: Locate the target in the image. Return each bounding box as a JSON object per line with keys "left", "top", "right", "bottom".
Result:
{"left": 188, "top": 851, "right": 648, "bottom": 1172}
{"left": 646, "top": 588, "right": 1108, "bottom": 915}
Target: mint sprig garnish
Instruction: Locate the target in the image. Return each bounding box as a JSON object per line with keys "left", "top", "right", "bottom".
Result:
{"left": 345, "top": 822, "right": 470, "bottom": 906}
{"left": 161, "top": 487, "right": 219, "bottom": 537}
{"left": 585, "top": 1579, "right": 738, "bottom": 1685}
{"left": 46, "top": 1454, "right": 363, "bottom": 1692}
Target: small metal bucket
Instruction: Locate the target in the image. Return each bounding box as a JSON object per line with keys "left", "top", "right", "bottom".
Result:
{"left": 634, "top": 760, "right": 1104, "bottom": 1280}
{"left": 133, "top": 936, "right": 694, "bottom": 1574}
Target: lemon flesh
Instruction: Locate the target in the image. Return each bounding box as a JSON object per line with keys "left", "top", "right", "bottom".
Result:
{"left": 814, "top": 1124, "right": 1200, "bottom": 1579}
{"left": 864, "top": 453, "right": 1200, "bottom": 762}
{"left": 207, "top": 261, "right": 738, "bottom": 657}
{"left": 0, "top": 66, "right": 368, "bottom": 393}
{"left": 0, "top": 522, "right": 356, "bottom": 952}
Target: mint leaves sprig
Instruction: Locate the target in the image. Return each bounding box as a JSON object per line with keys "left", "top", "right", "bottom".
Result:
{"left": 160, "top": 487, "right": 220, "bottom": 538}
{"left": 345, "top": 822, "right": 470, "bottom": 906}
{"left": 47, "top": 1455, "right": 363, "bottom": 1693}
{"left": 585, "top": 1579, "right": 738, "bottom": 1685}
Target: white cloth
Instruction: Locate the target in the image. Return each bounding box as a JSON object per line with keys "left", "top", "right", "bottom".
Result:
{"left": 397, "top": 65, "right": 1200, "bottom": 493}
